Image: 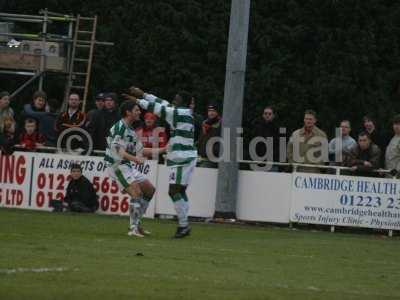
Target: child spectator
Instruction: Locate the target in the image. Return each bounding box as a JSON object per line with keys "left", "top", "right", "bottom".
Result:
{"left": 0, "top": 116, "right": 18, "bottom": 154}
{"left": 19, "top": 118, "right": 46, "bottom": 151}
{"left": 0, "top": 91, "right": 14, "bottom": 134}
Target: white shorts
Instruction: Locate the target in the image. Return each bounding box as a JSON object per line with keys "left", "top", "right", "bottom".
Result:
{"left": 107, "top": 163, "right": 145, "bottom": 190}
{"left": 168, "top": 159, "right": 197, "bottom": 186}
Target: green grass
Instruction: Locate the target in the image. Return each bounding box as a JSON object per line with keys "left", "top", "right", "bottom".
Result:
{"left": 1, "top": 208, "right": 400, "bottom": 300}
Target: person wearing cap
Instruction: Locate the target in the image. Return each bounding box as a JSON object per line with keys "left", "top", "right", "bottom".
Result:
{"left": 103, "top": 92, "right": 121, "bottom": 136}
{"left": 95, "top": 93, "right": 105, "bottom": 110}
{"left": 135, "top": 112, "right": 168, "bottom": 153}
{"left": 198, "top": 103, "right": 222, "bottom": 168}
{"left": 85, "top": 93, "right": 107, "bottom": 150}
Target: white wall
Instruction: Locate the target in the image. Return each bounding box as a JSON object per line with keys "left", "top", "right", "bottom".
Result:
{"left": 237, "top": 170, "right": 292, "bottom": 223}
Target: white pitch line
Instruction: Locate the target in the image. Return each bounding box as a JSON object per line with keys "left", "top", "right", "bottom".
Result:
{"left": 0, "top": 267, "right": 78, "bottom": 275}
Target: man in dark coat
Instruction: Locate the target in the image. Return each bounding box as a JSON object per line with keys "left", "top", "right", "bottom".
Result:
{"left": 346, "top": 131, "right": 381, "bottom": 177}
{"left": 360, "top": 115, "right": 387, "bottom": 166}
{"left": 251, "top": 106, "right": 284, "bottom": 171}
{"left": 85, "top": 93, "right": 106, "bottom": 150}
{"left": 63, "top": 163, "right": 99, "bottom": 212}
{"left": 102, "top": 92, "right": 121, "bottom": 137}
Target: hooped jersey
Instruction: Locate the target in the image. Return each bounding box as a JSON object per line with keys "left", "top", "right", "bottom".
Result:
{"left": 104, "top": 119, "right": 144, "bottom": 166}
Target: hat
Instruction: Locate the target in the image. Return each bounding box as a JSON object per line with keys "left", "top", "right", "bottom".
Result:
{"left": 104, "top": 92, "right": 118, "bottom": 102}
{"left": 95, "top": 93, "right": 105, "bottom": 100}
{"left": 144, "top": 112, "right": 157, "bottom": 121}
{"left": 207, "top": 104, "right": 219, "bottom": 113}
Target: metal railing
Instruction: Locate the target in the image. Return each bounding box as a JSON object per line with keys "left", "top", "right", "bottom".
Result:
{"left": 11, "top": 145, "right": 395, "bottom": 177}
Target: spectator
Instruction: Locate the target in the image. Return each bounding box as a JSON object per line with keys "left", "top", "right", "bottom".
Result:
{"left": 60, "top": 163, "right": 99, "bottom": 212}
{"left": 287, "top": 110, "right": 328, "bottom": 173}
{"left": 385, "top": 115, "right": 400, "bottom": 177}
{"left": 55, "top": 93, "right": 85, "bottom": 134}
{"left": 346, "top": 132, "right": 381, "bottom": 177}
{"left": 19, "top": 118, "right": 46, "bottom": 151}
{"left": 361, "top": 116, "right": 387, "bottom": 153}
{"left": 251, "top": 106, "right": 282, "bottom": 171}
{"left": 21, "top": 90, "right": 47, "bottom": 120}
{"left": 0, "top": 91, "right": 14, "bottom": 134}
{"left": 86, "top": 93, "right": 105, "bottom": 125}
{"left": 85, "top": 93, "right": 106, "bottom": 150}
{"left": 0, "top": 116, "right": 17, "bottom": 154}
{"left": 103, "top": 92, "right": 121, "bottom": 135}
{"left": 94, "top": 93, "right": 105, "bottom": 110}
{"left": 136, "top": 112, "right": 168, "bottom": 150}
{"left": 189, "top": 97, "right": 204, "bottom": 144}
{"left": 329, "top": 120, "right": 357, "bottom": 165}
{"left": 198, "top": 104, "right": 222, "bottom": 167}
{"left": 22, "top": 96, "right": 59, "bottom": 146}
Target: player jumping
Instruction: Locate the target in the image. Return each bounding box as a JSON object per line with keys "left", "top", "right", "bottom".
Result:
{"left": 104, "top": 100, "right": 165, "bottom": 237}
{"left": 125, "top": 87, "right": 197, "bottom": 238}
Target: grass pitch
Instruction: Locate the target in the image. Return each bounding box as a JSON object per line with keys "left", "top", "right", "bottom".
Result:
{"left": 0, "top": 208, "right": 400, "bottom": 300}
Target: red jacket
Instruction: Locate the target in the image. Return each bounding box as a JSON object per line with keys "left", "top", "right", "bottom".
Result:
{"left": 19, "top": 132, "right": 46, "bottom": 150}
{"left": 135, "top": 126, "right": 168, "bottom": 148}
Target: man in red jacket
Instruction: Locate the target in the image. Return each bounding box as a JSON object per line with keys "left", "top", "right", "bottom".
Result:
{"left": 136, "top": 112, "right": 167, "bottom": 157}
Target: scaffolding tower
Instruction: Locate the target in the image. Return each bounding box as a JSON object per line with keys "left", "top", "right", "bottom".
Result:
{"left": 0, "top": 9, "right": 113, "bottom": 112}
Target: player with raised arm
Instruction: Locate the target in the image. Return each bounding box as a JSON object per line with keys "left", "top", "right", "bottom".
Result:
{"left": 104, "top": 100, "right": 165, "bottom": 237}
{"left": 124, "top": 87, "right": 197, "bottom": 238}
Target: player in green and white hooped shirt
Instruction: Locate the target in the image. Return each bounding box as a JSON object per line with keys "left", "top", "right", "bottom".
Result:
{"left": 104, "top": 100, "right": 166, "bottom": 237}
{"left": 125, "top": 87, "right": 197, "bottom": 238}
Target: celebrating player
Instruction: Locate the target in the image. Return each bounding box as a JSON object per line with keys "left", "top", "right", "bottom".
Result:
{"left": 104, "top": 100, "right": 165, "bottom": 237}
{"left": 124, "top": 87, "right": 197, "bottom": 238}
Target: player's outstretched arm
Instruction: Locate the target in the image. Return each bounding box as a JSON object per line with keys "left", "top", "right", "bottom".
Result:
{"left": 142, "top": 147, "right": 167, "bottom": 159}
{"left": 124, "top": 86, "right": 175, "bottom": 127}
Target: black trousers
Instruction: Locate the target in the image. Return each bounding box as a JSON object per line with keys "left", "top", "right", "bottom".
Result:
{"left": 69, "top": 201, "right": 96, "bottom": 213}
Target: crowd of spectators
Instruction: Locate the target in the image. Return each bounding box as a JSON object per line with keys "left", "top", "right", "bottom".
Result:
{"left": 1, "top": 88, "right": 400, "bottom": 178}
